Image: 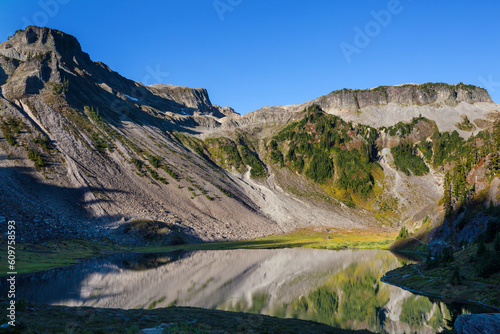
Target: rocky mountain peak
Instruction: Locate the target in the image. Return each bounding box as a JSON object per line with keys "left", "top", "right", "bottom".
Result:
{"left": 0, "top": 26, "right": 234, "bottom": 119}
{"left": 1, "top": 26, "right": 87, "bottom": 63}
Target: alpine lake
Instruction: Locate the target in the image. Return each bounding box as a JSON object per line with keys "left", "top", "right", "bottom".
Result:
{"left": 5, "top": 248, "right": 496, "bottom": 333}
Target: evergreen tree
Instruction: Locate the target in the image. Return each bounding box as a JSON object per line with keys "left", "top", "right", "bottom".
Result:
{"left": 397, "top": 226, "right": 409, "bottom": 240}
{"left": 476, "top": 238, "right": 486, "bottom": 257}
{"left": 485, "top": 218, "right": 499, "bottom": 243}
{"left": 306, "top": 151, "right": 334, "bottom": 183}
{"left": 449, "top": 266, "right": 461, "bottom": 286}
{"left": 442, "top": 246, "right": 455, "bottom": 264}
{"left": 494, "top": 233, "right": 500, "bottom": 254}
{"left": 443, "top": 172, "right": 452, "bottom": 217}
{"left": 425, "top": 251, "right": 439, "bottom": 269}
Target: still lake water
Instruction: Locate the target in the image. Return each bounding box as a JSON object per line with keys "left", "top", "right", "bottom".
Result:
{"left": 11, "top": 249, "right": 492, "bottom": 333}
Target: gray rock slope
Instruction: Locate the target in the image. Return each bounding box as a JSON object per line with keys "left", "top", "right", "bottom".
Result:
{"left": 0, "top": 27, "right": 276, "bottom": 243}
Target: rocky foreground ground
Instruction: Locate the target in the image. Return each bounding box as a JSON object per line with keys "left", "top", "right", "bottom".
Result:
{"left": 0, "top": 299, "right": 370, "bottom": 334}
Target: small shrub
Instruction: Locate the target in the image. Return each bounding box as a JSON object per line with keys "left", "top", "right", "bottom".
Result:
{"left": 52, "top": 78, "right": 69, "bottom": 96}
{"left": 126, "top": 325, "right": 140, "bottom": 334}
{"left": 33, "top": 136, "right": 52, "bottom": 151}
{"left": 148, "top": 154, "right": 161, "bottom": 168}
{"left": 1, "top": 119, "right": 16, "bottom": 146}
{"left": 397, "top": 226, "right": 409, "bottom": 240}
{"left": 215, "top": 185, "right": 232, "bottom": 198}
{"left": 131, "top": 157, "right": 143, "bottom": 171}
{"left": 4, "top": 131, "right": 15, "bottom": 146}
{"left": 91, "top": 133, "right": 110, "bottom": 154}
{"left": 9, "top": 117, "right": 20, "bottom": 134}
{"left": 164, "top": 164, "right": 180, "bottom": 181}
{"left": 27, "top": 148, "right": 45, "bottom": 168}
{"left": 146, "top": 166, "right": 167, "bottom": 184}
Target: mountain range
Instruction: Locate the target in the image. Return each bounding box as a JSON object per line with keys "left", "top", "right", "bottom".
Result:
{"left": 1, "top": 26, "right": 499, "bottom": 246}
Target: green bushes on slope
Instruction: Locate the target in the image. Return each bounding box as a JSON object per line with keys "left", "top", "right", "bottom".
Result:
{"left": 270, "top": 105, "right": 379, "bottom": 196}
{"left": 391, "top": 142, "right": 429, "bottom": 176}
{"left": 305, "top": 150, "right": 334, "bottom": 183}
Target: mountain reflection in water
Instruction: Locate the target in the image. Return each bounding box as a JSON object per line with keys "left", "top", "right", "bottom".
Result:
{"left": 12, "top": 249, "right": 486, "bottom": 333}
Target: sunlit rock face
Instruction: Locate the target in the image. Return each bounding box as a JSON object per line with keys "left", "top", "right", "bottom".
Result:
{"left": 10, "top": 249, "right": 476, "bottom": 333}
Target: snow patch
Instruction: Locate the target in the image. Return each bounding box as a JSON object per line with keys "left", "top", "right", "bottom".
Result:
{"left": 124, "top": 94, "right": 138, "bottom": 102}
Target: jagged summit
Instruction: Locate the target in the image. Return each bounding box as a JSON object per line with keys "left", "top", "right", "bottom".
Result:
{"left": 0, "top": 26, "right": 234, "bottom": 118}
{"left": 1, "top": 26, "right": 88, "bottom": 64}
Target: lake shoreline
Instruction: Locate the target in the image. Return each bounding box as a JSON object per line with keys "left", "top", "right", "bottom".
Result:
{"left": 0, "top": 227, "right": 397, "bottom": 275}
{"left": 381, "top": 267, "right": 500, "bottom": 311}
{"left": 380, "top": 269, "right": 500, "bottom": 312}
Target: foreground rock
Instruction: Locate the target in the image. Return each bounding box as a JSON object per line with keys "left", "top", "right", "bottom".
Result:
{"left": 455, "top": 313, "right": 500, "bottom": 334}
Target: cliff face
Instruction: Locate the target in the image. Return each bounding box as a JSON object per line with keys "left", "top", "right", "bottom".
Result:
{"left": 315, "top": 84, "right": 491, "bottom": 111}
{"left": 215, "top": 83, "right": 496, "bottom": 136}
{"left": 148, "top": 84, "right": 237, "bottom": 117}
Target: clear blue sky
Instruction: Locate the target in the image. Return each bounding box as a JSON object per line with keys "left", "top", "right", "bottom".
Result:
{"left": 1, "top": 0, "right": 499, "bottom": 113}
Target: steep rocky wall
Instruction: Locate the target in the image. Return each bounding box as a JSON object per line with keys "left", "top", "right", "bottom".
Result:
{"left": 315, "top": 84, "right": 491, "bottom": 111}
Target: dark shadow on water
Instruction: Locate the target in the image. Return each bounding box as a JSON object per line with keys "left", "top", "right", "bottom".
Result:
{"left": 0, "top": 250, "right": 186, "bottom": 305}
{"left": 390, "top": 250, "right": 424, "bottom": 262}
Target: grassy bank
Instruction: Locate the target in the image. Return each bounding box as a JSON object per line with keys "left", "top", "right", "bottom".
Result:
{"left": 0, "top": 239, "right": 129, "bottom": 275}
{"left": 383, "top": 244, "right": 500, "bottom": 310}
{"left": 0, "top": 227, "right": 397, "bottom": 275}
{"left": 141, "top": 227, "right": 397, "bottom": 252}
{"left": 0, "top": 299, "right": 371, "bottom": 334}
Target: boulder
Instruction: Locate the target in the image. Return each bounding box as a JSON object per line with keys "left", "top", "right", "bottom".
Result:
{"left": 455, "top": 313, "right": 500, "bottom": 334}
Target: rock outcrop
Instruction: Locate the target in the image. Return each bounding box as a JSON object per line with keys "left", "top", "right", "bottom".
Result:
{"left": 455, "top": 313, "right": 500, "bottom": 334}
